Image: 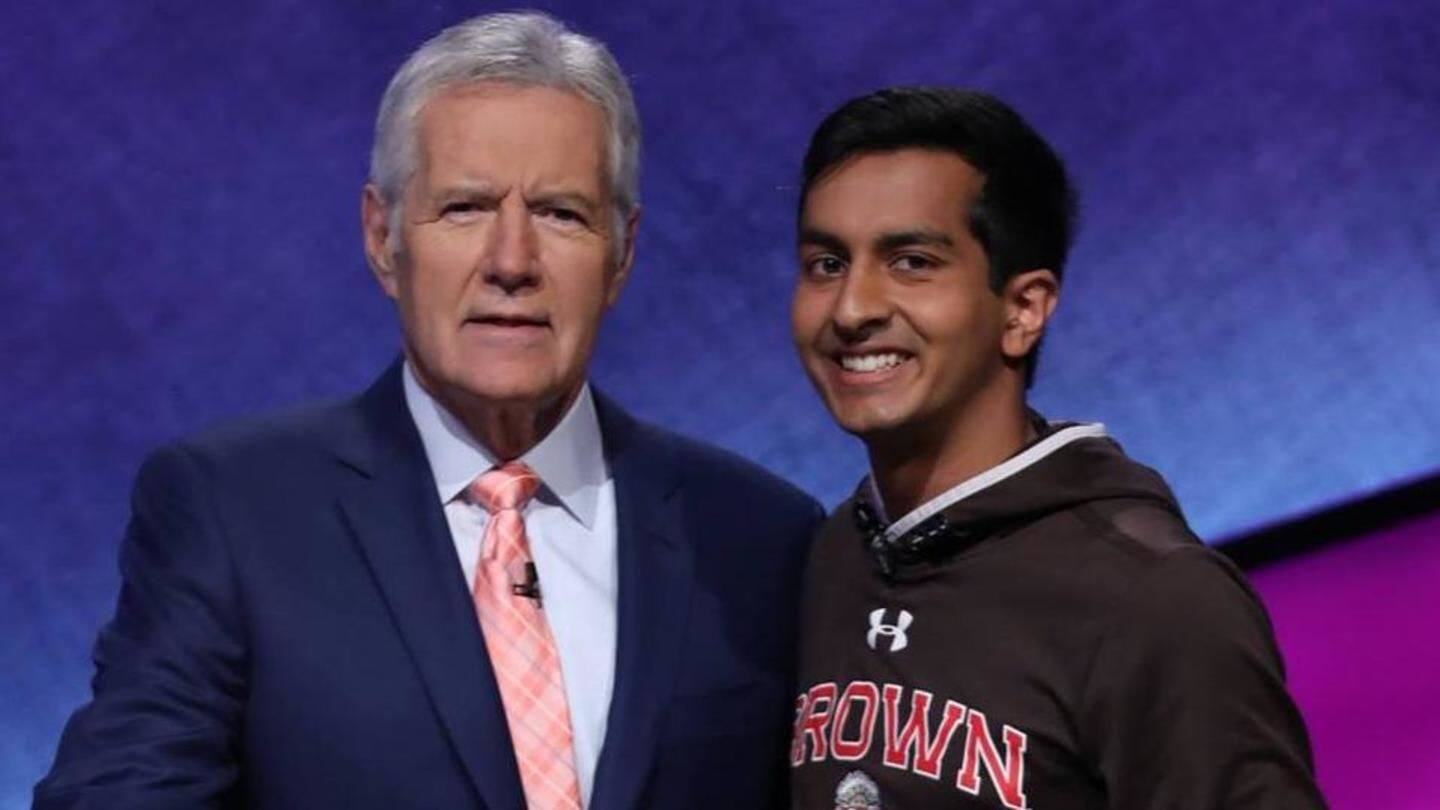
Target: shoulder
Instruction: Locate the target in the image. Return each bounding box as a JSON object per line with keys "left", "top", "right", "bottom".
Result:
{"left": 136, "top": 396, "right": 360, "bottom": 495}
{"left": 1064, "top": 497, "right": 1264, "bottom": 618}
{"left": 185, "top": 397, "right": 355, "bottom": 454}
{"left": 1023, "top": 496, "right": 1212, "bottom": 600}
{"left": 1079, "top": 537, "right": 1282, "bottom": 694}
{"left": 1123, "top": 544, "right": 1273, "bottom": 643}
{"left": 669, "top": 428, "right": 819, "bottom": 515}
{"left": 609, "top": 410, "right": 825, "bottom": 563}
{"left": 599, "top": 395, "right": 822, "bottom": 522}
{"left": 604, "top": 405, "right": 825, "bottom": 585}
{"left": 1074, "top": 497, "right": 1205, "bottom": 561}
{"left": 1022, "top": 497, "right": 1277, "bottom": 651}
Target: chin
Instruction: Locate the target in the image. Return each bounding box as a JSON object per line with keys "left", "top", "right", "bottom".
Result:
{"left": 423, "top": 361, "right": 534, "bottom": 403}
{"left": 459, "top": 379, "right": 557, "bottom": 406}
{"left": 828, "top": 401, "right": 917, "bottom": 439}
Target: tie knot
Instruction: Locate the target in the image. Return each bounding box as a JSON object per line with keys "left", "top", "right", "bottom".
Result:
{"left": 469, "top": 461, "right": 541, "bottom": 513}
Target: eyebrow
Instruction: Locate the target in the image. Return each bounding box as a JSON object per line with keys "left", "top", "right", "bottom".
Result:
{"left": 874, "top": 229, "right": 954, "bottom": 252}
{"left": 798, "top": 226, "right": 955, "bottom": 255}
{"left": 429, "top": 182, "right": 500, "bottom": 203}
{"left": 798, "top": 227, "right": 849, "bottom": 256}
{"left": 426, "top": 184, "right": 604, "bottom": 219}
{"left": 527, "top": 190, "right": 602, "bottom": 216}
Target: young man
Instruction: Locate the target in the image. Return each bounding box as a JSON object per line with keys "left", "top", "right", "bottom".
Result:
{"left": 787, "top": 88, "right": 1325, "bottom": 809}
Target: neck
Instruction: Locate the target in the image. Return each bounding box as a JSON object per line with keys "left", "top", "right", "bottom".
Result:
{"left": 866, "top": 384, "right": 1031, "bottom": 521}
{"left": 460, "top": 394, "right": 576, "bottom": 461}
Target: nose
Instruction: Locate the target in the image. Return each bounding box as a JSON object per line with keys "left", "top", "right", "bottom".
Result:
{"left": 831, "top": 262, "right": 891, "bottom": 341}
{"left": 484, "top": 200, "right": 540, "bottom": 295}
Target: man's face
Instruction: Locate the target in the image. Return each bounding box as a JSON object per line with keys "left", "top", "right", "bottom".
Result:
{"left": 791, "top": 149, "right": 1010, "bottom": 440}
{"left": 364, "top": 83, "right": 632, "bottom": 415}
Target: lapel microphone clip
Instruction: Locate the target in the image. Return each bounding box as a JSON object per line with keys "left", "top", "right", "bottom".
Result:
{"left": 511, "top": 562, "right": 542, "bottom": 604}
{"left": 854, "top": 500, "right": 992, "bottom": 580}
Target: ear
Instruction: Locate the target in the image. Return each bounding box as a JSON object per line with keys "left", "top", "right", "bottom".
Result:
{"left": 361, "top": 184, "right": 400, "bottom": 299}
{"left": 1000, "top": 268, "right": 1059, "bottom": 362}
{"left": 603, "top": 205, "right": 641, "bottom": 308}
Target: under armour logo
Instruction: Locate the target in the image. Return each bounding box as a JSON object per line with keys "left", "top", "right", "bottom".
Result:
{"left": 867, "top": 608, "right": 913, "bottom": 652}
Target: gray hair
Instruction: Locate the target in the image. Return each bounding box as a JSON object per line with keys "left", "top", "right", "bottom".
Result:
{"left": 369, "top": 12, "right": 641, "bottom": 239}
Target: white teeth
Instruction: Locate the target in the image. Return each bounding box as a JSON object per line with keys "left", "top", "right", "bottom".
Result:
{"left": 840, "top": 353, "right": 906, "bottom": 373}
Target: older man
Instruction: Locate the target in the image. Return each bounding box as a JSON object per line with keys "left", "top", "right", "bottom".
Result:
{"left": 36, "top": 13, "right": 820, "bottom": 810}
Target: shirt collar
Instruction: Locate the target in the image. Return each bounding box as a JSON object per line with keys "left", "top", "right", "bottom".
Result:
{"left": 860, "top": 419, "right": 1108, "bottom": 541}
{"left": 402, "top": 362, "right": 608, "bottom": 528}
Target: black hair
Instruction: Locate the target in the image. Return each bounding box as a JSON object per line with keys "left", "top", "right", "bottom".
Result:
{"left": 800, "top": 87, "right": 1078, "bottom": 385}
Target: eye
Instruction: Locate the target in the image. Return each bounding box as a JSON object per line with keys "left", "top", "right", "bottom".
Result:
{"left": 439, "top": 201, "right": 482, "bottom": 221}
{"left": 803, "top": 254, "right": 846, "bottom": 278}
{"left": 539, "top": 206, "right": 587, "bottom": 226}
{"left": 892, "top": 253, "right": 938, "bottom": 273}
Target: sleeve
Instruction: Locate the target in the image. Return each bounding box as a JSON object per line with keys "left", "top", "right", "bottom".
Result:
{"left": 1077, "top": 546, "right": 1328, "bottom": 810}
{"left": 34, "top": 444, "right": 248, "bottom": 809}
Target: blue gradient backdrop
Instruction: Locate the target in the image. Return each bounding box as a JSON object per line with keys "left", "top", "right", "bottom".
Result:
{"left": 3, "top": 0, "right": 1437, "bottom": 803}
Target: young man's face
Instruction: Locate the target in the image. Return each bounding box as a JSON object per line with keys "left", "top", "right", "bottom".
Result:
{"left": 791, "top": 149, "right": 1011, "bottom": 440}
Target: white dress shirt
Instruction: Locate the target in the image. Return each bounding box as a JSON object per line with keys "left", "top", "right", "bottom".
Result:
{"left": 403, "top": 364, "right": 618, "bottom": 806}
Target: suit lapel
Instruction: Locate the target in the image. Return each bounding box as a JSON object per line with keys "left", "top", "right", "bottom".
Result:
{"left": 333, "top": 364, "right": 525, "bottom": 810}
{"left": 588, "top": 395, "right": 695, "bottom": 810}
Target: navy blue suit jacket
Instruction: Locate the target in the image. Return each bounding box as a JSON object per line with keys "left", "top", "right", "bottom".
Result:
{"left": 37, "top": 364, "right": 823, "bottom": 809}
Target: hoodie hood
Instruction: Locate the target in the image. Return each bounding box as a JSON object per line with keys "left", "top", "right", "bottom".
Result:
{"left": 850, "top": 417, "right": 1183, "bottom": 577}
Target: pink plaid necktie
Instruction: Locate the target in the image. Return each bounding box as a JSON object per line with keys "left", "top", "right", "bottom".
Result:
{"left": 469, "top": 462, "right": 582, "bottom": 810}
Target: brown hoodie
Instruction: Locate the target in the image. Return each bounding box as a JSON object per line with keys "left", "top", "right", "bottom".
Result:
{"left": 789, "top": 421, "right": 1326, "bottom": 810}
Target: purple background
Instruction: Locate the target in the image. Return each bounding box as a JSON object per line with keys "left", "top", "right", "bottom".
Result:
{"left": 3, "top": 0, "right": 1438, "bottom": 805}
{"left": 1250, "top": 513, "right": 1440, "bottom": 809}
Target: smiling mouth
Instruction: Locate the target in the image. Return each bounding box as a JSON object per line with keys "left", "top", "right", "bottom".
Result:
{"left": 834, "top": 351, "right": 913, "bottom": 374}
